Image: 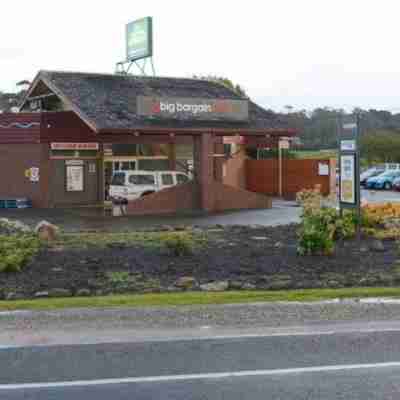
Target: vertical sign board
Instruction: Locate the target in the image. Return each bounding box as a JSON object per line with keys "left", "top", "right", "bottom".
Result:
{"left": 126, "top": 17, "right": 153, "bottom": 62}
{"left": 66, "top": 160, "right": 84, "bottom": 192}
{"left": 340, "top": 154, "right": 356, "bottom": 204}
{"left": 339, "top": 116, "right": 361, "bottom": 240}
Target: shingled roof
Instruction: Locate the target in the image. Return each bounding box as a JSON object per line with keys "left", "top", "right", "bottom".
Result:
{"left": 24, "top": 70, "right": 293, "bottom": 134}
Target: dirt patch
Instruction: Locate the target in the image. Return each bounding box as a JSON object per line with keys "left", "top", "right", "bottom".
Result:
{"left": 1, "top": 224, "right": 399, "bottom": 299}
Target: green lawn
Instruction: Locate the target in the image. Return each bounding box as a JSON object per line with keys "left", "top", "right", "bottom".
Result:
{"left": 293, "top": 149, "right": 337, "bottom": 159}
{"left": 1, "top": 287, "right": 400, "bottom": 311}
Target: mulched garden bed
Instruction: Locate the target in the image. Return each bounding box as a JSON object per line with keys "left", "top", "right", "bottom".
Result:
{"left": 1, "top": 224, "right": 399, "bottom": 300}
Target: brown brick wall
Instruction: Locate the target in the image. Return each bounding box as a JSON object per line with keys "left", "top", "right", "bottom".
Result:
{"left": 223, "top": 147, "right": 247, "bottom": 189}
{"left": 0, "top": 144, "right": 49, "bottom": 207}
{"left": 246, "top": 158, "right": 337, "bottom": 198}
{"left": 126, "top": 181, "right": 271, "bottom": 216}
{"left": 126, "top": 182, "right": 200, "bottom": 216}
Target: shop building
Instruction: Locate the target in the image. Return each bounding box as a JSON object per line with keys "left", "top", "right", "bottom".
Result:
{"left": 0, "top": 71, "right": 295, "bottom": 213}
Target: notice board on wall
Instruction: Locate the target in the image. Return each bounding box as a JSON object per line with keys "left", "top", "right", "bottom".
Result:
{"left": 66, "top": 162, "right": 84, "bottom": 192}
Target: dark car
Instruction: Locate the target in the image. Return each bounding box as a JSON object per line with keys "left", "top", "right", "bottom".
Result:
{"left": 360, "top": 167, "right": 385, "bottom": 186}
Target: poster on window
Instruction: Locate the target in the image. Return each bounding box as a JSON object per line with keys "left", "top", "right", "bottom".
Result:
{"left": 66, "top": 165, "right": 84, "bottom": 192}
{"left": 340, "top": 155, "right": 356, "bottom": 204}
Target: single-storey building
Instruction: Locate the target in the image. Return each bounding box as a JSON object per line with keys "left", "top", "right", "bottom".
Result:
{"left": 0, "top": 70, "right": 295, "bottom": 214}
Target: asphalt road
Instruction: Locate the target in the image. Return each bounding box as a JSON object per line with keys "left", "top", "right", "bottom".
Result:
{"left": 3, "top": 321, "right": 400, "bottom": 399}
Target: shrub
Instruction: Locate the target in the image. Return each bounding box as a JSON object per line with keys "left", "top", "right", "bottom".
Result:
{"left": 0, "top": 234, "right": 41, "bottom": 273}
{"left": 163, "top": 233, "right": 195, "bottom": 256}
{"left": 106, "top": 271, "right": 131, "bottom": 284}
{"left": 296, "top": 188, "right": 322, "bottom": 212}
{"left": 362, "top": 203, "right": 400, "bottom": 226}
{"left": 297, "top": 207, "right": 337, "bottom": 255}
{"left": 335, "top": 210, "right": 357, "bottom": 239}
{"left": 296, "top": 188, "right": 359, "bottom": 255}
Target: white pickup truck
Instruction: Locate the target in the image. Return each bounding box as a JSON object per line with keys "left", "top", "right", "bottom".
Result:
{"left": 109, "top": 170, "right": 190, "bottom": 201}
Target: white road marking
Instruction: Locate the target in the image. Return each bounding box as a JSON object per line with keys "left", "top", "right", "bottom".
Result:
{"left": 2, "top": 362, "right": 400, "bottom": 390}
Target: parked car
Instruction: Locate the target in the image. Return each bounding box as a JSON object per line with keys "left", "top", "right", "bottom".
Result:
{"left": 109, "top": 170, "right": 190, "bottom": 201}
{"left": 365, "top": 170, "right": 400, "bottom": 190}
{"left": 392, "top": 177, "right": 400, "bottom": 192}
{"left": 360, "top": 167, "right": 385, "bottom": 186}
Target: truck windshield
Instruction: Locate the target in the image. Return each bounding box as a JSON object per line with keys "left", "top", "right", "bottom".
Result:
{"left": 111, "top": 172, "right": 126, "bottom": 186}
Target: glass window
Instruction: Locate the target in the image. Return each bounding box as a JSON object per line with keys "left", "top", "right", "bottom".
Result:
{"left": 138, "top": 159, "right": 170, "bottom": 171}
{"left": 128, "top": 174, "right": 155, "bottom": 185}
{"left": 111, "top": 144, "right": 139, "bottom": 156}
{"left": 111, "top": 172, "right": 125, "bottom": 186}
{"left": 121, "top": 161, "right": 136, "bottom": 171}
{"left": 177, "top": 174, "right": 189, "bottom": 185}
{"left": 162, "top": 174, "right": 174, "bottom": 185}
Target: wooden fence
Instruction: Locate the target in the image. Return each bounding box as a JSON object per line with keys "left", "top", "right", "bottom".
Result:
{"left": 246, "top": 158, "right": 337, "bottom": 199}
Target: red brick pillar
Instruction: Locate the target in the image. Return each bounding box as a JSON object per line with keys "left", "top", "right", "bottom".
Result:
{"left": 193, "top": 133, "right": 214, "bottom": 212}
{"left": 214, "top": 140, "right": 224, "bottom": 182}
{"left": 167, "top": 143, "right": 176, "bottom": 170}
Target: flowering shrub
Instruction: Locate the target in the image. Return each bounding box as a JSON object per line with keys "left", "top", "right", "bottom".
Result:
{"left": 297, "top": 207, "right": 337, "bottom": 255}
{"left": 297, "top": 188, "right": 357, "bottom": 255}
{"left": 362, "top": 203, "right": 400, "bottom": 226}
{"left": 296, "top": 188, "right": 322, "bottom": 213}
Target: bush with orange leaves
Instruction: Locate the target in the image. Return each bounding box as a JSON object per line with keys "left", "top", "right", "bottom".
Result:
{"left": 362, "top": 203, "right": 400, "bottom": 226}
{"left": 362, "top": 202, "right": 400, "bottom": 239}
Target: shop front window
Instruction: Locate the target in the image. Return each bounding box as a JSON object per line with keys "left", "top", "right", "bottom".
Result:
{"left": 111, "top": 172, "right": 126, "bottom": 186}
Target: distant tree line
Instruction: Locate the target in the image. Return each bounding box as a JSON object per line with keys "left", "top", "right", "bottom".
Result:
{"left": 0, "top": 89, "right": 25, "bottom": 113}
{"left": 283, "top": 107, "right": 400, "bottom": 164}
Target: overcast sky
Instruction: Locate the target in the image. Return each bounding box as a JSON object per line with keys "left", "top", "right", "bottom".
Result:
{"left": 2, "top": 0, "right": 400, "bottom": 112}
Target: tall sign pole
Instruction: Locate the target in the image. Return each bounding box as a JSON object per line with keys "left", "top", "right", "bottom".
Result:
{"left": 116, "top": 16, "right": 155, "bottom": 76}
{"left": 338, "top": 114, "right": 361, "bottom": 241}
{"left": 278, "top": 138, "right": 289, "bottom": 197}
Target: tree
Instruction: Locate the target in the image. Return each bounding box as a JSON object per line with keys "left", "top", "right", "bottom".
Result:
{"left": 0, "top": 88, "right": 26, "bottom": 113}
{"left": 193, "top": 75, "right": 247, "bottom": 97}
{"left": 360, "top": 130, "right": 400, "bottom": 164}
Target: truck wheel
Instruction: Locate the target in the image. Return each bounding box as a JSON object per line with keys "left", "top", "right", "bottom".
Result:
{"left": 141, "top": 191, "right": 155, "bottom": 197}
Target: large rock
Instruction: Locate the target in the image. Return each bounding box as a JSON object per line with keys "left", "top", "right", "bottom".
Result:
{"left": 76, "top": 288, "right": 91, "bottom": 297}
{"left": 5, "top": 292, "right": 25, "bottom": 301}
{"left": 242, "top": 282, "right": 257, "bottom": 290}
{"left": 34, "top": 291, "right": 49, "bottom": 298}
{"left": 35, "top": 221, "right": 59, "bottom": 242}
{"left": 200, "top": 281, "right": 229, "bottom": 292}
{"left": 174, "top": 276, "right": 197, "bottom": 289}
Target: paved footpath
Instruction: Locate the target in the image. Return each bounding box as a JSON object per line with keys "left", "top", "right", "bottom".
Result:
{"left": 2, "top": 299, "right": 400, "bottom": 346}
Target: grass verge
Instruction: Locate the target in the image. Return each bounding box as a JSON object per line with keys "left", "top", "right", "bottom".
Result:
{"left": 56, "top": 231, "right": 206, "bottom": 250}
{"left": 1, "top": 287, "right": 400, "bottom": 311}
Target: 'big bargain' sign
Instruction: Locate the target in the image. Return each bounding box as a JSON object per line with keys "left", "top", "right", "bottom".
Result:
{"left": 137, "top": 96, "right": 249, "bottom": 121}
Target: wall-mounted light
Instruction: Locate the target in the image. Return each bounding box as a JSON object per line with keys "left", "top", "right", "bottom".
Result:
{"left": 133, "top": 131, "right": 140, "bottom": 137}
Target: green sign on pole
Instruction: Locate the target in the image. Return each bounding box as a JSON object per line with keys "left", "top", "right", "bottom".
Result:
{"left": 126, "top": 17, "right": 153, "bottom": 62}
